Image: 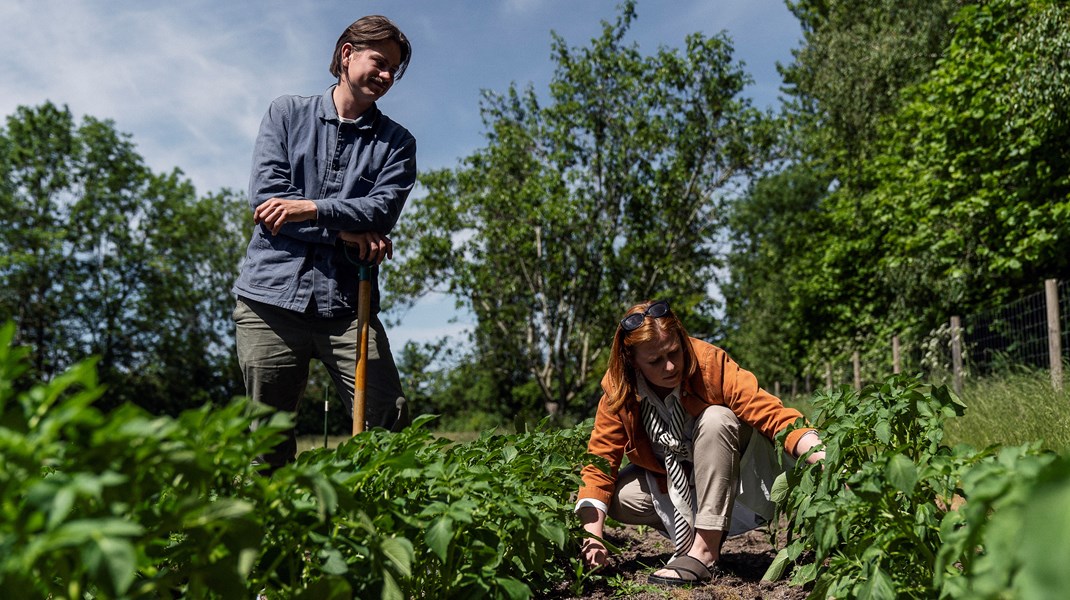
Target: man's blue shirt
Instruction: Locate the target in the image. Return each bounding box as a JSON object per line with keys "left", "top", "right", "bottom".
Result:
{"left": 233, "top": 86, "right": 416, "bottom": 316}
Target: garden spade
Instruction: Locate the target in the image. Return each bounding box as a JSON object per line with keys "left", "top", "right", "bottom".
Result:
{"left": 352, "top": 262, "right": 372, "bottom": 436}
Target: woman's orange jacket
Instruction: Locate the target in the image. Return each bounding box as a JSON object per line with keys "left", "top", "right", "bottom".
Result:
{"left": 578, "top": 337, "right": 813, "bottom": 506}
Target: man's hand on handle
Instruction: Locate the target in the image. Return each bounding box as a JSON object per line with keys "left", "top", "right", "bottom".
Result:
{"left": 339, "top": 231, "right": 393, "bottom": 265}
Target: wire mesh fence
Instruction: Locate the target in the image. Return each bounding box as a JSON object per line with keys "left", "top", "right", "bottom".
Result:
{"left": 800, "top": 279, "right": 1067, "bottom": 395}
{"left": 964, "top": 286, "right": 1052, "bottom": 375}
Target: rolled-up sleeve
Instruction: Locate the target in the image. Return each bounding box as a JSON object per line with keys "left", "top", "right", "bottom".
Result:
{"left": 578, "top": 395, "right": 629, "bottom": 506}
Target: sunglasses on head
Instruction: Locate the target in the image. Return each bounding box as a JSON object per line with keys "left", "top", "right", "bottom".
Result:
{"left": 620, "top": 300, "right": 670, "bottom": 332}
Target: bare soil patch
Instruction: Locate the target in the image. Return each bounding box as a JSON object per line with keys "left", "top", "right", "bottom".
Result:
{"left": 548, "top": 523, "right": 808, "bottom": 599}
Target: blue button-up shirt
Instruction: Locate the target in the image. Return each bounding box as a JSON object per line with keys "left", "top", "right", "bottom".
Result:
{"left": 233, "top": 86, "right": 417, "bottom": 317}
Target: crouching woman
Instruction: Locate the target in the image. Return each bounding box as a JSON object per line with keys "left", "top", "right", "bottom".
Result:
{"left": 576, "top": 300, "right": 825, "bottom": 586}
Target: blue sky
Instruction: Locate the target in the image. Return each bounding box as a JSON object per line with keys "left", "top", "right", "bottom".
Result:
{"left": 0, "top": 0, "right": 802, "bottom": 350}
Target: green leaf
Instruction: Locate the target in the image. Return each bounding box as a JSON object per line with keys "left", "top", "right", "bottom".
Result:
{"left": 47, "top": 518, "right": 144, "bottom": 549}
{"left": 874, "top": 419, "right": 892, "bottom": 445}
{"left": 296, "top": 577, "right": 352, "bottom": 600}
{"left": 537, "top": 522, "right": 566, "bottom": 548}
{"left": 770, "top": 472, "right": 790, "bottom": 505}
{"left": 321, "top": 548, "right": 348, "bottom": 575}
{"left": 95, "top": 537, "right": 137, "bottom": 596}
{"left": 886, "top": 454, "right": 919, "bottom": 495}
{"left": 762, "top": 548, "right": 791, "bottom": 581}
{"left": 380, "top": 536, "right": 414, "bottom": 577}
{"left": 495, "top": 576, "right": 532, "bottom": 600}
{"left": 858, "top": 566, "right": 896, "bottom": 600}
{"left": 426, "top": 517, "right": 454, "bottom": 562}
{"left": 381, "top": 570, "right": 404, "bottom": 600}
{"left": 182, "top": 498, "right": 255, "bottom": 528}
{"left": 501, "top": 445, "right": 518, "bottom": 463}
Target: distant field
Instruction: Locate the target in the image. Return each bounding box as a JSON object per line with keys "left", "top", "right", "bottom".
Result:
{"left": 296, "top": 429, "right": 485, "bottom": 455}
{"left": 298, "top": 370, "right": 1070, "bottom": 458}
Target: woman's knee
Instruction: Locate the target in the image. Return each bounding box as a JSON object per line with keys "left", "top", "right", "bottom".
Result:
{"left": 694, "top": 404, "right": 739, "bottom": 437}
{"left": 693, "top": 404, "right": 752, "bottom": 455}
{"left": 607, "top": 466, "right": 664, "bottom": 528}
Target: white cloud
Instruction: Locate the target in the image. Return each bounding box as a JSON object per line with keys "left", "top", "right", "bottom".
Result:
{"left": 0, "top": 0, "right": 319, "bottom": 193}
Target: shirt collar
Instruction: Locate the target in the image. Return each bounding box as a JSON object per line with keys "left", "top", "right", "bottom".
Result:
{"left": 320, "top": 85, "right": 379, "bottom": 129}
{"left": 636, "top": 374, "right": 680, "bottom": 406}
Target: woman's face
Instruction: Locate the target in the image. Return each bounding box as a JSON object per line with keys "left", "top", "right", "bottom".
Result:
{"left": 630, "top": 330, "right": 684, "bottom": 394}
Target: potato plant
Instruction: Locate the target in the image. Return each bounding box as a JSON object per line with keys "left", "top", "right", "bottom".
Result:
{"left": 768, "top": 374, "right": 1065, "bottom": 599}
{"left": 0, "top": 323, "right": 592, "bottom": 599}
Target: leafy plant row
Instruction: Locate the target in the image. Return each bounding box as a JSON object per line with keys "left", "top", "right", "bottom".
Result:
{"left": 768, "top": 374, "right": 1070, "bottom": 599}
{"left": 0, "top": 323, "right": 592, "bottom": 599}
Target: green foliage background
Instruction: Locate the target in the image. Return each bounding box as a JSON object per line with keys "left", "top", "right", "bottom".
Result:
{"left": 0, "top": 102, "right": 248, "bottom": 417}
{"left": 3, "top": 0, "right": 1068, "bottom": 428}
{"left": 723, "top": 0, "right": 1070, "bottom": 384}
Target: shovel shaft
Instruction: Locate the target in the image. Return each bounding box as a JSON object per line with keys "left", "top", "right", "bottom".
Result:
{"left": 352, "top": 268, "right": 372, "bottom": 436}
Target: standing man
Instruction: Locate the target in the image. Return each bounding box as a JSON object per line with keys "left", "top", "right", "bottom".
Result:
{"left": 233, "top": 15, "right": 416, "bottom": 469}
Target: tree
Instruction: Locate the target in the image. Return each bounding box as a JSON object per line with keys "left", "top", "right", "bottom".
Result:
{"left": 722, "top": 0, "right": 963, "bottom": 382}
{"left": 389, "top": 1, "right": 774, "bottom": 418}
{"left": 726, "top": 0, "right": 1070, "bottom": 385}
{"left": 854, "top": 0, "right": 1070, "bottom": 327}
{"left": 0, "top": 102, "right": 248, "bottom": 414}
{"left": 721, "top": 164, "right": 830, "bottom": 385}
{"left": 782, "top": 0, "right": 960, "bottom": 172}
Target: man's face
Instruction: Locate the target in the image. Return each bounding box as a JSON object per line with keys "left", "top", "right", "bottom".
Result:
{"left": 342, "top": 40, "right": 402, "bottom": 103}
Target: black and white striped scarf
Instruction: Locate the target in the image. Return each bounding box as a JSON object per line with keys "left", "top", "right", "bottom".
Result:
{"left": 640, "top": 395, "right": 696, "bottom": 558}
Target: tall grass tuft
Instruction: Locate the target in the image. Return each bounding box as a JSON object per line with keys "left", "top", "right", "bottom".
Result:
{"left": 945, "top": 367, "right": 1070, "bottom": 452}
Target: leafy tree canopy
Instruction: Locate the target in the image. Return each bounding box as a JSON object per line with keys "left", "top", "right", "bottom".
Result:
{"left": 0, "top": 101, "right": 248, "bottom": 414}
{"left": 389, "top": 0, "right": 775, "bottom": 418}
{"left": 724, "top": 0, "right": 1070, "bottom": 385}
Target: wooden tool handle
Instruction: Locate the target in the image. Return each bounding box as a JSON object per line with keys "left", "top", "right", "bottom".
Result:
{"left": 352, "top": 267, "right": 372, "bottom": 436}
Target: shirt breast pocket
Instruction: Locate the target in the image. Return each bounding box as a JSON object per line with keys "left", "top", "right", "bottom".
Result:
{"left": 350, "top": 174, "right": 376, "bottom": 197}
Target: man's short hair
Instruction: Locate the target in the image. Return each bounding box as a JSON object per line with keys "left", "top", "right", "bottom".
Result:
{"left": 329, "top": 15, "right": 412, "bottom": 81}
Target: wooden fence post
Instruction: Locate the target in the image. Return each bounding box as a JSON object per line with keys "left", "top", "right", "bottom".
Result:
{"left": 853, "top": 350, "right": 861, "bottom": 390}
{"left": 892, "top": 335, "right": 901, "bottom": 374}
{"left": 826, "top": 362, "right": 833, "bottom": 389}
{"left": 1046, "top": 278, "right": 1063, "bottom": 392}
{"left": 951, "top": 316, "right": 963, "bottom": 395}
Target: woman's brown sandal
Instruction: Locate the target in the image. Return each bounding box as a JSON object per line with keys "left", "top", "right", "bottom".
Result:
{"left": 647, "top": 555, "right": 719, "bottom": 587}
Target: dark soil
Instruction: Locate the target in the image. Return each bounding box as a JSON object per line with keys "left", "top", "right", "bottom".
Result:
{"left": 547, "top": 524, "right": 809, "bottom": 599}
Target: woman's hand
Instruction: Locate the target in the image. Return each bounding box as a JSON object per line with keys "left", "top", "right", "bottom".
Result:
{"left": 577, "top": 505, "right": 609, "bottom": 568}
{"left": 794, "top": 430, "right": 826, "bottom": 464}
{"left": 581, "top": 538, "right": 608, "bottom": 568}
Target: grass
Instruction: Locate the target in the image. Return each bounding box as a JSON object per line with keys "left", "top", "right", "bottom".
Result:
{"left": 947, "top": 368, "right": 1070, "bottom": 453}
